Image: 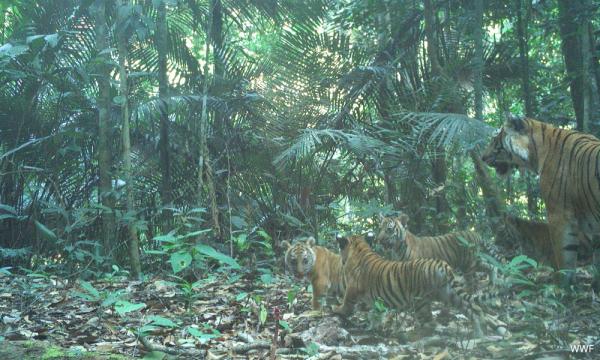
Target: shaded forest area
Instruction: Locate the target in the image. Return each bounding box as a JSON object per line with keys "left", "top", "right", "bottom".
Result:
{"left": 1, "top": 0, "right": 600, "bottom": 359}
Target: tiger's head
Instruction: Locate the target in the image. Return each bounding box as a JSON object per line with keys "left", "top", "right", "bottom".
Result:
{"left": 375, "top": 213, "right": 409, "bottom": 249}
{"left": 482, "top": 114, "right": 532, "bottom": 176}
{"left": 282, "top": 237, "right": 317, "bottom": 278}
{"left": 335, "top": 234, "right": 371, "bottom": 265}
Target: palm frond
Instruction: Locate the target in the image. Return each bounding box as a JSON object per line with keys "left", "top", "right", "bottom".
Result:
{"left": 402, "top": 111, "right": 496, "bottom": 151}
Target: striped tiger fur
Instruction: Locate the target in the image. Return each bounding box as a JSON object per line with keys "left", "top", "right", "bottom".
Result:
{"left": 482, "top": 114, "right": 600, "bottom": 284}
{"left": 503, "top": 214, "right": 593, "bottom": 268}
{"left": 333, "top": 234, "right": 504, "bottom": 337}
{"left": 375, "top": 214, "right": 504, "bottom": 285}
{"left": 282, "top": 237, "right": 345, "bottom": 310}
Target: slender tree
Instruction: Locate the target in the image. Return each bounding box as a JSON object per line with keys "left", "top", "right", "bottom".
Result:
{"left": 91, "top": 0, "right": 115, "bottom": 262}
{"left": 516, "top": 0, "right": 538, "bottom": 215}
{"left": 425, "top": 0, "right": 450, "bottom": 232}
{"left": 117, "top": 0, "right": 142, "bottom": 278}
{"left": 156, "top": 0, "right": 172, "bottom": 225}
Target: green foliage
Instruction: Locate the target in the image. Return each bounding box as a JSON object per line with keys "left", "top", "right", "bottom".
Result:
{"left": 301, "top": 342, "right": 320, "bottom": 357}
{"left": 114, "top": 300, "right": 146, "bottom": 316}
{"left": 71, "top": 280, "right": 125, "bottom": 308}
{"left": 187, "top": 324, "right": 221, "bottom": 344}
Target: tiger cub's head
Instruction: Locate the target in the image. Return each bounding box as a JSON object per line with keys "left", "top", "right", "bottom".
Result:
{"left": 282, "top": 237, "right": 317, "bottom": 278}
{"left": 335, "top": 234, "right": 371, "bottom": 265}
{"left": 375, "top": 213, "right": 409, "bottom": 249}
{"left": 482, "top": 114, "right": 532, "bottom": 176}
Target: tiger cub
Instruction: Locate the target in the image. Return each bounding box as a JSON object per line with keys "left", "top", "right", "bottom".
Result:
{"left": 333, "top": 234, "right": 504, "bottom": 337}
{"left": 282, "top": 237, "right": 345, "bottom": 310}
{"left": 503, "top": 214, "right": 593, "bottom": 268}
{"left": 375, "top": 214, "right": 502, "bottom": 285}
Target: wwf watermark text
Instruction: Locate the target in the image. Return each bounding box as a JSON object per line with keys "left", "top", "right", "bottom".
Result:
{"left": 570, "top": 344, "right": 595, "bottom": 353}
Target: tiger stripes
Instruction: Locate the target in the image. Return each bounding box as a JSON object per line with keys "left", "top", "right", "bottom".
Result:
{"left": 375, "top": 214, "right": 503, "bottom": 285}
{"left": 333, "top": 234, "right": 503, "bottom": 337}
{"left": 482, "top": 115, "right": 600, "bottom": 284}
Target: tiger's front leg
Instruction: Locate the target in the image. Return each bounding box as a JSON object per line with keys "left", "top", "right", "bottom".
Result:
{"left": 333, "top": 287, "right": 359, "bottom": 317}
{"left": 311, "top": 278, "right": 330, "bottom": 310}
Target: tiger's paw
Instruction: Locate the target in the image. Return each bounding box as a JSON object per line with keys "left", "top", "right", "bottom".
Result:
{"left": 332, "top": 305, "right": 349, "bottom": 317}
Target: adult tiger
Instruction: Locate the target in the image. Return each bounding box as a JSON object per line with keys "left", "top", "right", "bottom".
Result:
{"left": 375, "top": 214, "right": 502, "bottom": 285}
{"left": 482, "top": 115, "right": 600, "bottom": 283}
{"left": 282, "top": 237, "right": 345, "bottom": 310}
{"left": 333, "top": 234, "right": 504, "bottom": 337}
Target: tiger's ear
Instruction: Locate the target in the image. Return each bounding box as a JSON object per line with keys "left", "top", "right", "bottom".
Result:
{"left": 378, "top": 213, "right": 386, "bottom": 223}
{"left": 305, "top": 236, "right": 316, "bottom": 246}
{"left": 281, "top": 240, "right": 291, "bottom": 250}
{"left": 365, "top": 231, "right": 375, "bottom": 245}
{"left": 399, "top": 213, "right": 409, "bottom": 226}
{"left": 504, "top": 113, "right": 527, "bottom": 133}
{"left": 336, "top": 234, "right": 349, "bottom": 250}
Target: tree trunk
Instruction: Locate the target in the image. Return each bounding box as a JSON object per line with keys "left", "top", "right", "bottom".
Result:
{"left": 473, "top": 0, "right": 484, "bottom": 120}
{"left": 117, "top": 0, "right": 142, "bottom": 279}
{"left": 471, "top": 151, "right": 505, "bottom": 231}
{"left": 198, "top": 4, "right": 222, "bottom": 240}
{"left": 557, "top": 0, "right": 585, "bottom": 130}
{"left": 469, "top": 0, "right": 506, "bottom": 236}
{"left": 424, "top": 0, "right": 450, "bottom": 232}
{"left": 92, "top": 0, "right": 114, "bottom": 262}
{"left": 207, "top": 0, "right": 223, "bottom": 240}
{"left": 156, "top": 0, "right": 172, "bottom": 226}
{"left": 515, "top": 0, "right": 539, "bottom": 215}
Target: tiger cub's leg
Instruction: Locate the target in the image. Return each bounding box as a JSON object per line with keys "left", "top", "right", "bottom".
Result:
{"left": 310, "top": 278, "right": 330, "bottom": 310}
{"left": 549, "top": 215, "right": 578, "bottom": 287}
{"left": 413, "top": 301, "right": 438, "bottom": 336}
{"left": 332, "top": 286, "right": 359, "bottom": 317}
{"left": 439, "top": 282, "right": 485, "bottom": 337}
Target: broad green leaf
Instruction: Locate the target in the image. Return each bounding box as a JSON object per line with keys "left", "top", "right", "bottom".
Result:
{"left": 259, "top": 304, "right": 267, "bottom": 324}
{"left": 279, "top": 320, "right": 290, "bottom": 330}
{"left": 187, "top": 326, "right": 220, "bottom": 344}
{"left": 195, "top": 244, "right": 240, "bottom": 269}
{"left": 115, "top": 300, "right": 146, "bottom": 315}
{"left": 101, "top": 290, "right": 124, "bottom": 307}
{"left": 153, "top": 230, "right": 178, "bottom": 243}
{"left": 260, "top": 273, "right": 273, "bottom": 284}
{"left": 235, "top": 292, "right": 248, "bottom": 302}
{"left": 147, "top": 315, "right": 178, "bottom": 328}
{"left": 79, "top": 280, "right": 100, "bottom": 299}
{"left": 170, "top": 251, "right": 192, "bottom": 274}
{"left": 35, "top": 220, "right": 57, "bottom": 241}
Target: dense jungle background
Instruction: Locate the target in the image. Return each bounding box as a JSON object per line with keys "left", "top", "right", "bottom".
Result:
{"left": 1, "top": 0, "right": 600, "bottom": 359}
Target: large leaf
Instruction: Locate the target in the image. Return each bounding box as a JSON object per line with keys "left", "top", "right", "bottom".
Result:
{"left": 170, "top": 251, "right": 192, "bottom": 274}
{"left": 35, "top": 221, "right": 58, "bottom": 241}
{"left": 115, "top": 300, "right": 146, "bottom": 315}
{"left": 194, "top": 244, "right": 240, "bottom": 270}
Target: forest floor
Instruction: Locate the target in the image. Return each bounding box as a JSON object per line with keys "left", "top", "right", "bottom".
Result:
{"left": 0, "top": 268, "right": 599, "bottom": 359}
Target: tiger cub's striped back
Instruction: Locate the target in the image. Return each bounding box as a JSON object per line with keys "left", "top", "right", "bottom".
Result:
{"left": 375, "top": 214, "right": 504, "bottom": 284}
{"left": 333, "top": 234, "right": 504, "bottom": 337}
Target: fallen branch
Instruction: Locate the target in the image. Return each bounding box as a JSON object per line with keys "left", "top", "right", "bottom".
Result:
{"left": 231, "top": 340, "right": 271, "bottom": 353}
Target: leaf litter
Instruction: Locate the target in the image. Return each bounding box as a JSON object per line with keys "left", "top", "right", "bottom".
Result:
{"left": 0, "top": 268, "right": 599, "bottom": 359}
